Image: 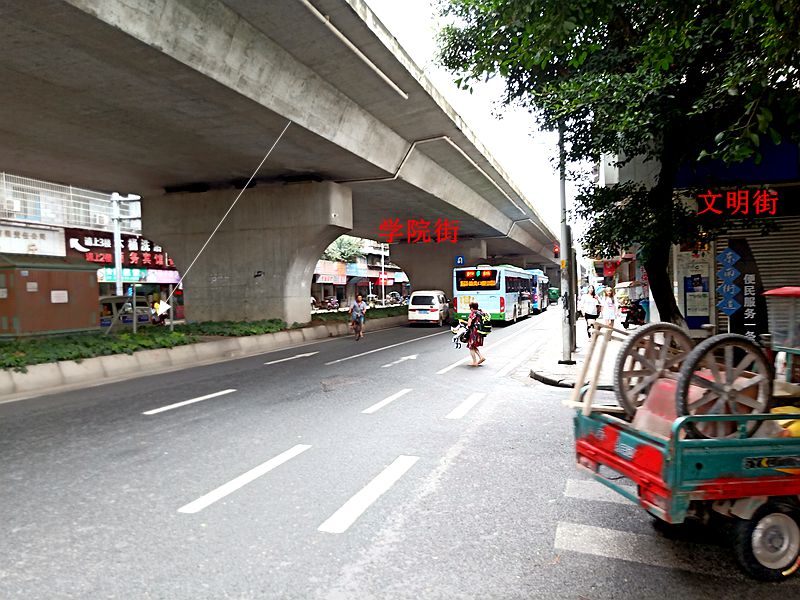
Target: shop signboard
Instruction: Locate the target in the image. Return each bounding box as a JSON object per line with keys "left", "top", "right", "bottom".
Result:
{"left": 316, "top": 274, "right": 347, "bottom": 285}
{"left": 97, "top": 268, "right": 182, "bottom": 285}
{"left": 64, "top": 228, "right": 174, "bottom": 270}
{"left": 0, "top": 223, "right": 65, "bottom": 256}
{"left": 723, "top": 239, "right": 769, "bottom": 343}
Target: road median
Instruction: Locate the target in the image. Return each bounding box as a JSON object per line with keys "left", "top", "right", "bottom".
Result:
{"left": 0, "top": 315, "right": 409, "bottom": 402}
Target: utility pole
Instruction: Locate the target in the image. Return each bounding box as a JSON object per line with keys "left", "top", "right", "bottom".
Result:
{"left": 381, "top": 242, "right": 386, "bottom": 305}
{"left": 110, "top": 192, "right": 141, "bottom": 297}
{"left": 558, "top": 125, "right": 576, "bottom": 364}
{"left": 111, "top": 193, "right": 123, "bottom": 296}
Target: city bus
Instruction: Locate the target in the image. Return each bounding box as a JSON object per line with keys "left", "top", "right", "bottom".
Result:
{"left": 452, "top": 265, "right": 533, "bottom": 322}
{"left": 526, "top": 268, "right": 550, "bottom": 313}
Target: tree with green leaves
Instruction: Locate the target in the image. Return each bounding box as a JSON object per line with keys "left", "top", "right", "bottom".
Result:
{"left": 437, "top": 0, "right": 799, "bottom": 323}
{"left": 322, "top": 235, "right": 365, "bottom": 263}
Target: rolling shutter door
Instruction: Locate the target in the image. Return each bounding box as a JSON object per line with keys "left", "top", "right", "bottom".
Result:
{"left": 714, "top": 216, "right": 800, "bottom": 330}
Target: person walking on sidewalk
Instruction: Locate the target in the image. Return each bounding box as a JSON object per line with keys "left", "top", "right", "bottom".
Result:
{"left": 599, "top": 287, "right": 616, "bottom": 328}
{"left": 466, "top": 301, "right": 485, "bottom": 366}
{"left": 579, "top": 286, "right": 601, "bottom": 337}
{"left": 350, "top": 294, "right": 368, "bottom": 340}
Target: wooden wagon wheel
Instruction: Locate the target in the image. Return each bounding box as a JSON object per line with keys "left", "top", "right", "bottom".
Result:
{"left": 676, "top": 334, "right": 774, "bottom": 439}
{"left": 614, "top": 322, "right": 694, "bottom": 418}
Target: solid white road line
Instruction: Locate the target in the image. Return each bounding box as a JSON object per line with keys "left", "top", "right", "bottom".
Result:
{"left": 445, "top": 392, "right": 486, "bottom": 420}
{"left": 325, "top": 330, "right": 448, "bottom": 365}
{"left": 142, "top": 389, "right": 237, "bottom": 415}
{"left": 318, "top": 455, "right": 419, "bottom": 534}
{"left": 178, "top": 444, "right": 312, "bottom": 514}
{"left": 362, "top": 388, "right": 413, "bottom": 414}
{"left": 563, "top": 479, "right": 632, "bottom": 505}
{"left": 436, "top": 321, "right": 539, "bottom": 375}
{"left": 264, "top": 351, "right": 318, "bottom": 365}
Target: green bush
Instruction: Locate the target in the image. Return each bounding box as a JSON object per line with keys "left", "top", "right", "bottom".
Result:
{"left": 0, "top": 309, "right": 407, "bottom": 371}
{"left": 312, "top": 305, "right": 407, "bottom": 323}
{"left": 0, "top": 329, "right": 196, "bottom": 372}
{"left": 173, "top": 319, "right": 287, "bottom": 337}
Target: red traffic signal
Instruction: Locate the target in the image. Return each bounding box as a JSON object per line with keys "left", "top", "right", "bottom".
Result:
{"left": 553, "top": 244, "right": 560, "bottom": 258}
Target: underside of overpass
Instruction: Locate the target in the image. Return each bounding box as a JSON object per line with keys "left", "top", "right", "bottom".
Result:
{"left": 0, "top": 0, "right": 558, "bottom": 322}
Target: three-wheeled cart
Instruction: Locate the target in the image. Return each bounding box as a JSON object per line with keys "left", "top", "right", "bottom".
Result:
{"left": 567, "top": 288, "right": 800, "bottom": 581}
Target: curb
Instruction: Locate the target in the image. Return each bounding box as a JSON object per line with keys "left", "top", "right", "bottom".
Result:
{"left": 1, "top": 315, "right": 409, "bottom": 402}
{"left": 529, "top": 369, "right": 614, "bottom": 391}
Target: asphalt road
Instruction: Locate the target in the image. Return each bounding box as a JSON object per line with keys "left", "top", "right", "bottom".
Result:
{"left": 0, "top": 310, "right": 795, "bottom": 599}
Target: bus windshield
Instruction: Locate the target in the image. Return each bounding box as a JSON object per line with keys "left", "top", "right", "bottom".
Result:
{"left": 455, "top": 269, "right": 499, "bottom": 291}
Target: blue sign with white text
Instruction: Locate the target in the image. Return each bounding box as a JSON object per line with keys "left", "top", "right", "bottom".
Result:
{"left": 454, "top": 255, "right": 465, "bottom": 266}
{"left": 716, "top": 248, "right": 741, "bottom": 268}
{"left": 717, "top": 266, "right": 741, "bottom": 283}
{"left": 716, "top": 282, "right": 741, "bottom": 298}
{"left": 717, "top": 297, "right": 742, "bottom": 316}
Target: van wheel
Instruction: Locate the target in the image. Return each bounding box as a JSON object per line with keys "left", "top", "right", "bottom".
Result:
{"left": 437, "top": 315, "right": 443, "bottom": 327}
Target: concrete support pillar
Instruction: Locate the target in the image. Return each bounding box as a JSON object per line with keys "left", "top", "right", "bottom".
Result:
{"left": 142, "top": 182, "right": 352, "bottom": 324}
{"left": 391, "top": 240, "right": 487, "bottom": 296}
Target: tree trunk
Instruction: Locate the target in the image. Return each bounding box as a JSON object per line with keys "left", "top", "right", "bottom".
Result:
{"left": 645, "top": 133, "right": 687, "bottom": 328}
{"left": 644, "top": 249, "right": 686, "bottom": 328}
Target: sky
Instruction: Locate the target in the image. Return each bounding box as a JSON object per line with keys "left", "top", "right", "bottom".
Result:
{"left": 362, "top": 0, "right": 567, "bottom": 235}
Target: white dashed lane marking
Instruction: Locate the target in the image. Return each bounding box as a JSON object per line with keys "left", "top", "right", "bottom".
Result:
{"left": 318, "top": 455, "right": 419, "bottom": 534}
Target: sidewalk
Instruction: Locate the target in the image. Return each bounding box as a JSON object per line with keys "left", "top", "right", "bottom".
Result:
{"left": 526, "top": 313, "right": 624, "bottom": 390}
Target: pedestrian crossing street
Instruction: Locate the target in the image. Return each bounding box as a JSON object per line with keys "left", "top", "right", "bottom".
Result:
{"left": 556, "top": 477, "right": 800, "bottom": 584}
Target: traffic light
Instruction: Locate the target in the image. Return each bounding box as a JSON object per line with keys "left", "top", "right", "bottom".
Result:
{"left": 553, "top": 243, "right": 560, "bottom": 259}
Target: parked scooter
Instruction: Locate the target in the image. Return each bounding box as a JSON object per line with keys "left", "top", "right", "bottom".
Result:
{"left": 324, "top": 296, "right": 340, "bottom": 311}
{"left": 621, "top": 298, "right": 647, "bottom": 329}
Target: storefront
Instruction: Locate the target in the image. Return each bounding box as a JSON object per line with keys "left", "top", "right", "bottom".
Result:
{"left": 63, "top": 228, "right": 182, "bottom": 315}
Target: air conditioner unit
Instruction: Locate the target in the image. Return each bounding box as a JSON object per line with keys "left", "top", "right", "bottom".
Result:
{"left": 3, "top": 198, "right": 22, "bottom": 212}
{"left": 92, "top": 213, "right": 110, "bottom": 226}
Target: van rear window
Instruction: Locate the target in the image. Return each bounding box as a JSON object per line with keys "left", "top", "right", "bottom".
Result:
{"left": 411, "top": 295, "right": 435, "bottom": 305}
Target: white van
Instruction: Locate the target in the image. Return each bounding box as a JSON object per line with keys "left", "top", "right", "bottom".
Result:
{"left": 407, "top": 290, "right": 450, "bottom": 326}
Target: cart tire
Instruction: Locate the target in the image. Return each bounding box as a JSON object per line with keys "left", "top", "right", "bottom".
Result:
{"left": 733, "top": 501, "right": 800, "bottom": 581}
{"left": 676, "top": 334, "right": 774, "bottom": 439}
{"left": 614, "top": 323, "right": 693, "bottom": 418}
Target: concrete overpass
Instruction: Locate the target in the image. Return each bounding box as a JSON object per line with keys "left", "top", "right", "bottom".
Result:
{"left": 0, "top": 0, "right": 558, "bottom": 323}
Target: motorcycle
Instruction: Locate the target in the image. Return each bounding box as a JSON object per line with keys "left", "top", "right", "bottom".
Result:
{"left": 324, "top": 297, "right": 340, "bottom": 311}
{"left": 621, "top": 298, "right": 647, "bottom": 329}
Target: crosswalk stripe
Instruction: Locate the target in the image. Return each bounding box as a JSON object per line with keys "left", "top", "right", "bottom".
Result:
{"left": 564, "top": 479, "right": 633, "bottom": 505}
{"left": 555, "top": 521, "right": 800, "bottom": 583}
{"left": 554, "top": 521, "right": 709, "bottom": 575}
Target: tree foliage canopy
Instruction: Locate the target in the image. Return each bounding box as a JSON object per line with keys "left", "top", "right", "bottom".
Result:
{"left": 437, "top": 0, "right": 800, "bottom": 320}
{"left": 322, "top": 235, "right": 365, "bottom": 263}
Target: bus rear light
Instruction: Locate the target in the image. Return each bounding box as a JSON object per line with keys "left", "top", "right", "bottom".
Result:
{"left": 500, "top": 297, "right": 505, "bottom": 313}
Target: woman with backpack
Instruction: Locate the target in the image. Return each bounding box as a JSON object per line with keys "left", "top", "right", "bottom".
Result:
{"left": 466, "top": 301, "right": 486, "bottom": 366}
